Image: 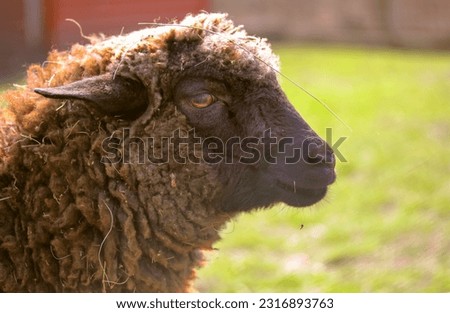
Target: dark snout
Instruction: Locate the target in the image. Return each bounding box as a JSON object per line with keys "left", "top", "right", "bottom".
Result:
{"left": 262, "top": 105, "right": 336, "bottom": 207}
{"left": 218, "top": 86, "right": 337, "bottom": 212}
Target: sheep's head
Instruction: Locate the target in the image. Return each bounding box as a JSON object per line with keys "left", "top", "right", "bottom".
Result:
{"left": 34, "top": 13, "right": 335, "bottom": 215}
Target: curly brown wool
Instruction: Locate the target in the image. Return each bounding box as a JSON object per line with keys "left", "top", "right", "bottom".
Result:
{"left": 0, "top": 13, "right": 336, "bottom": 292}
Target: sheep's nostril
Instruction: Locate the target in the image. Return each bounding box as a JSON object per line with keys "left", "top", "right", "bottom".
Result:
{"left": 303, "top": 139, "right": 334, "bottom": 166}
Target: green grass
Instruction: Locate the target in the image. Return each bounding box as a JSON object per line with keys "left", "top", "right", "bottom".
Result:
{"left": 195, "top": 45, "right": 450, "bottom": 292}
{"left": 2, "top": 45, "right": 449, "bottom": 292}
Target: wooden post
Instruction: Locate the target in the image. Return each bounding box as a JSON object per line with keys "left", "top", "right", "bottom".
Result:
{"left": 23, "top": 0, "right": 44, "bottom": 49}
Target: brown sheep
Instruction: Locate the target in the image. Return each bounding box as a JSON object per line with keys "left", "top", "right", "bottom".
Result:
{"left": 0, "top": 13, "right": 335, "bottom": 292}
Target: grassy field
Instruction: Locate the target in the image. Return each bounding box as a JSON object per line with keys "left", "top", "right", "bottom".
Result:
{"left": 195, "top": 45, "right": 450, "bottom": 292}
{"left": 2, "top": 45, "right": 449, "bottom": 292}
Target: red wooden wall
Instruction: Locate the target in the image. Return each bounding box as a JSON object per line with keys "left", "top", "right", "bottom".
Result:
{"left": 0, "top": 2, "right": 26, "bottom": 80}
{"left": 43, "top": 0, "right": 210, "bottom": 49}
{"left": 0, "top": 0, "right": 209, "bottom": 80}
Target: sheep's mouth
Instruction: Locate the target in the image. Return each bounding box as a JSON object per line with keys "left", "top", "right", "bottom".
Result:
{"left": 275, "top": 179, "right": 328, "bottom": 207}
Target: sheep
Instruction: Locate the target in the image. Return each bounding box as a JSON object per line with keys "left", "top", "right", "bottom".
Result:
{"left": 0, "top": 13, "right": 335, "bottom": 292}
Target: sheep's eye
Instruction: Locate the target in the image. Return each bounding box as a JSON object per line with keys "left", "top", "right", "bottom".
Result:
{"left": 190, "top": 94, "right": 216, "bottom": 108}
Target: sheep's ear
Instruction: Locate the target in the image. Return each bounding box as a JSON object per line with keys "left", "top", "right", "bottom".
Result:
{"left": 34, "top": 73, "right": 148, "bottom": 118}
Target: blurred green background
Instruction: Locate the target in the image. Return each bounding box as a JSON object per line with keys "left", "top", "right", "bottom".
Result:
{"left": 194, "top": 44, "right": 450, "bottom": 292}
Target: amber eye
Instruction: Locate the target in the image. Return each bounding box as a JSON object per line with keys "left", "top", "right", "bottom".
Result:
{"left": 190, "top": 94, "right": 216, "bottom": 108}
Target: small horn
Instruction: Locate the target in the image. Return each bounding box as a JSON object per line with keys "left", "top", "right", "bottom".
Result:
{"left": 34, "top": 73, "right": 148, "bottom": 118}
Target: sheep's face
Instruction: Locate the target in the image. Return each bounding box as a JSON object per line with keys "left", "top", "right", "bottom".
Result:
{"left": 172, "top": 71, "right": 335, "bottom": 213}
{"left": 163, "top": 16, "right": 336, "bottom": 212}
